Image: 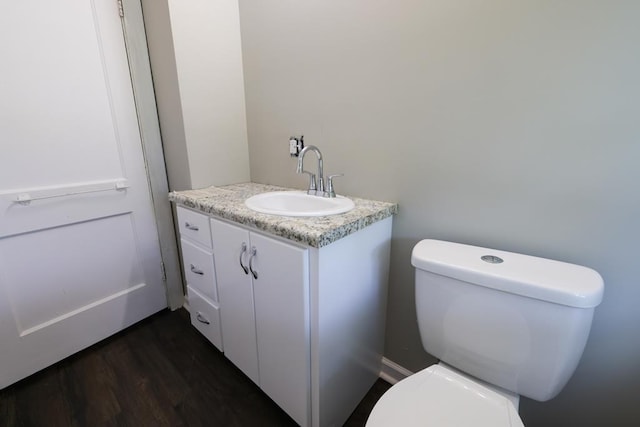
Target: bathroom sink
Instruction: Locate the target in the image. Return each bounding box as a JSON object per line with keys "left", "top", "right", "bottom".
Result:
{"left": 245, "top": 191, "right": 355, "bottom": 217}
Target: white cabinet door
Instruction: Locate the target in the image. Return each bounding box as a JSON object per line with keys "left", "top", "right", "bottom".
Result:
{"left": 211, "top": 218, "right": 311, "bottom": 425}
{"left": 210, "top": 219, "right": 259, "bottom": 384}
{"left": 0, "top": 0, "right": 166, "bottom": 389}
{"left": 251, "top": 232, "right": 310, "bottom": 427}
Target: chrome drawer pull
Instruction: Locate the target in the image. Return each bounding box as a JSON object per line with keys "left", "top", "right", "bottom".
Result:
{"left": 196, "top": 312, "right": 210, "bottom": 324}
{"left": 185, "top": 222, "right": 199, "bottom": 231}
{"left": 190, "top": 264, "right": 204, "bottom": 275}
{"left": 248, "top": 246, "right": 258, "bottom": 280}
{"left": 239, "top": 242, "right": 249, "bottom": 274}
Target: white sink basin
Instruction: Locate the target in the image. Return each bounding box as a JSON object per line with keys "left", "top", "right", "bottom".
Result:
{"left": 245, "top": 191, "right": 355, "bottom": 217}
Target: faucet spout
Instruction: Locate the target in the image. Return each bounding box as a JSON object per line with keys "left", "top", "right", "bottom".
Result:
{"left": 297, "top": 145, "right": 324, "bottom": 194}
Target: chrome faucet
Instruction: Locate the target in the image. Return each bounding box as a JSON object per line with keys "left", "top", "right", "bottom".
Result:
{"left": 296, "top": 145, "right": 343, "bottom": 197}
{"left": 297, "top": 145, "right": 325, "bottom": 196}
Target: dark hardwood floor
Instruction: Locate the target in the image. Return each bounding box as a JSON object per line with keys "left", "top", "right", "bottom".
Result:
{"left": 0, "top": 309, "right": 390, "bottom": 426}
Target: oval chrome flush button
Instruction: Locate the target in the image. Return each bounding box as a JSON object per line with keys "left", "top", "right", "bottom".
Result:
{"left": 481, "top": 255, "right": 504, "bottom": 264}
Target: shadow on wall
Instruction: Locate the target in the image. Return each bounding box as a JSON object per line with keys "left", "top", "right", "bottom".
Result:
{"left": 519, "top": 360, "right": 640, "bottom": 426}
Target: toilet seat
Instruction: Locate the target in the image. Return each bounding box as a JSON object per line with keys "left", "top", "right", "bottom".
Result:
{"left": 366, "top": 364, "right": 524, "bottom": 427}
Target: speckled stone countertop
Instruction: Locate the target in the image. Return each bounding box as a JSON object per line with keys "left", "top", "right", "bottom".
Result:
{"left": 169, "top": 182, "right": 397, "bottom": 248}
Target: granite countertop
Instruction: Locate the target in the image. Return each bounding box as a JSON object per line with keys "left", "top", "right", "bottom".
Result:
{"left": 169, "top": 182, "right": 397, "bottom": 248}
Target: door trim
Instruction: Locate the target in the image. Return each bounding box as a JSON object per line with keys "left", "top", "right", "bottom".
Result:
{"left": 121, "top": 0, "right": 183, "bottom": 309}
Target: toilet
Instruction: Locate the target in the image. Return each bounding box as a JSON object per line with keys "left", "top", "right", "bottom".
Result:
{"left": 367, "top": 239, "right": 604, "bottom": 426}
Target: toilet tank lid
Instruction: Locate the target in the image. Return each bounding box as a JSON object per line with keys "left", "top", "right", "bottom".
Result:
{"left": 411, "top": 239, "right": 604, "bottom": 308}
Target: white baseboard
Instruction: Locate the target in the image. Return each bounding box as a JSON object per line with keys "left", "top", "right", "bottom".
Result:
{"left": 379, "top": 357, "right": 413, "bottom": 384}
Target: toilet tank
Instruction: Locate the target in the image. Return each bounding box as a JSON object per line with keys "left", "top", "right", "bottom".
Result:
{"left": 411, "top": 239, "right": 604, "bottom": 402}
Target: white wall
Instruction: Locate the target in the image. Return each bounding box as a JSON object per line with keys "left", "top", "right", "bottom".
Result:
{"left": 142, "top": 0, "right": 250, "bottom": 190}
{"left": 140, "top": 0, "right": 190, "bottom": 190}
{"left": 238, "top": 1, "right": 640, "bottom": 425}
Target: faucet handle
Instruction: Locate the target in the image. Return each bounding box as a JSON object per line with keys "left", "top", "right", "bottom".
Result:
{"left": 327, "top": 174, "right": 343, "bottom": 198}
{"left": 301, "top": 170, "right": 317, "bottom": 194}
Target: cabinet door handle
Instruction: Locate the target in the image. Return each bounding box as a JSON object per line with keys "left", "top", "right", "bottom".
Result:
{"left": 184, "top": 222, "right": 199, "bottom": 231}
{"left": 190, "top": 264, "right": 204, "bottom": 275}
{"left": 196, "top": 312, "right": 210, "bottom": 324}
{"left": 248, "top": 246, "right": 258, "bottom": 280}
{"left": 239, "top": 242, "right": 249, "bottom": 274}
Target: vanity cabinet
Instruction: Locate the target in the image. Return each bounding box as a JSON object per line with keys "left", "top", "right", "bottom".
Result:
{"left": 211, "top": 218, "right": 309, "bottom": 425}
{"left": 176, "top": 206, "right": 222, "bottom": 351}
{"left": 172, "top": 187, "right": 394, "bottom": 427}
{"left": 209, "top": 216, "right": 393, "bottom": 427}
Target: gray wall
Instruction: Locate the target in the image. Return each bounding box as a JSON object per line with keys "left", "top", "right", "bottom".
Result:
{"left": 238, "top": 1, "right": 640, "bottom": 425}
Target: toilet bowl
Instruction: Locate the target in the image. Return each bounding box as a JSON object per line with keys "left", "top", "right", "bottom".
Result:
{"left": 367, "top": 239, "right": 603, "bottom": 426}
{"left": 368, "top": 364, "right": 523, "bottom": 427}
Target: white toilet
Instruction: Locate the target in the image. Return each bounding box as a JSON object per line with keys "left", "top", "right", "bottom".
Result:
{"left": 367, "top": 239, "right": 604, "bottom": 426}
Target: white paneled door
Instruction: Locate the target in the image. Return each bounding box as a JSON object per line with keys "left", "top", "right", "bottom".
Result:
{"left": 0, "top": 0, "right": 167, "bottom": 388}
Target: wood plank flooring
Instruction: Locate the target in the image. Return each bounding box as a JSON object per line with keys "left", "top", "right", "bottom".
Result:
{"left": 0, "top": 308, "right": 390, "bottom": 426}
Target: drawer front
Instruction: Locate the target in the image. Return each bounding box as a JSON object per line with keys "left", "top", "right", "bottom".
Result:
{"left": 187, "top": 286, "right": 223, "bottom": 351}
{"left": 180, "top": 238, "right": 218, "bottom": 302}
{"left": 177, "top": 206, "right": 212, "bottom": 249}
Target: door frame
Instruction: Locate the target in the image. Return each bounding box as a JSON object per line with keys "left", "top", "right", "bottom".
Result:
{"left": 121, "top": 0, "right": 183, "bottom": 309}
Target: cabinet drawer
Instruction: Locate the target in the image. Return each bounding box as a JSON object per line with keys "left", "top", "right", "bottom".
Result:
{"left": 188, "top": 285, "right": 223, "bottom": 351}
{"left": 177, "top": 206, "right": 212, "bottom": 249}
{"left": 180, "top": 238, "right": 218, "bottom": 302}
